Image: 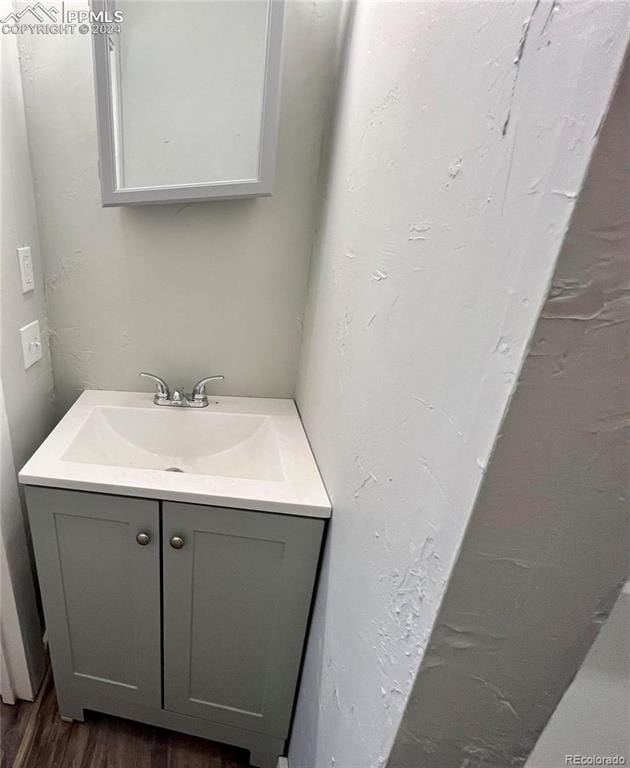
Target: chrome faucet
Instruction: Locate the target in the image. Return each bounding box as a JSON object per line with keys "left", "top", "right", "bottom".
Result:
{"left": 139, "top": 372, "right": 224, "bottom": 408}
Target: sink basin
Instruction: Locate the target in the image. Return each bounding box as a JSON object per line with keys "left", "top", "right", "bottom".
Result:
{"left": 20, "top": 391, "right": 330, "bottom": 518}
{"left": 62, "top": 407, "right": 284, "bottom": 481}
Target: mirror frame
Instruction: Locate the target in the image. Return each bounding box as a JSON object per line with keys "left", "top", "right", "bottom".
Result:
{"left": 90, "top": 0, "right": 284, "bottom": 206}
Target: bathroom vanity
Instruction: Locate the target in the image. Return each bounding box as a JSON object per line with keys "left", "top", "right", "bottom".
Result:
{"left": 20, "top": 391, "right": 330, "bottom": 768}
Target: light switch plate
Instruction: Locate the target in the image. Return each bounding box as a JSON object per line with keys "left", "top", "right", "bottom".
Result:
{"left": 17, "top": 246, "right": 35, "bottom": 293}
{"left": 20, "top": 320, "right": 43, "bottom": 369}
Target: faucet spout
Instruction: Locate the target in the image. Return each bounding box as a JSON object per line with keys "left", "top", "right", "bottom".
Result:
{"left": 170, "top": 388, "right": 190, "bottom": 406}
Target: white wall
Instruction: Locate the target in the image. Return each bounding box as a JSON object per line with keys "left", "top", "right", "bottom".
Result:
{"left": 17, "top": 0, "right": 343, "bottom": 414}
{"left": 387, "top": 54, "right": 630, "bottom": 766}
{"left": 291, "top": 2, "right": 629, "bottom": 766}
{"left": 0, "top": 8, "right": 54, "bottom": 698}
{"left": 1, "top": 386, "right": 38, "bottom": 702}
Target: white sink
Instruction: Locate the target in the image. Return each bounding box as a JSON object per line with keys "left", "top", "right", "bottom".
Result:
{"left": 62, "top": 407, "right": 284, "bottom": 481}
{"left": 20, "top": 391, "right": 330, "bottom": 518}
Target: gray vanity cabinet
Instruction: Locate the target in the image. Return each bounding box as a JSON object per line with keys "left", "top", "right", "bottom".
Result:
{"left": 163, "top": 502, "right": 323, "bottom": 736}
{"left": 25, "top": 487, "right": 162, "bottom": 714}
{"left": 25, "top": 486, "right": 325, "bottom": 768}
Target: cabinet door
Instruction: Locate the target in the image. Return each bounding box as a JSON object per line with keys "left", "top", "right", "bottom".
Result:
{"left": 26, "top": 487, "right": 161, "bottom": 710}
{"left": 163, "top": 503, "right": 324, "bottom": 738}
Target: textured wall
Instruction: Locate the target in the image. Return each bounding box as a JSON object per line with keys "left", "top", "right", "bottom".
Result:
{"left": 526, "top": 584, "right": 630, "bottom": 766}
{"left": 17, "top": 0, "right": 342, "bottom": 413}
{"left": 1, "top": 13, "right": 55, "bottom": 477}
{"left": 291, "top": 2, "right": 630, "bottom": 766}
{"left": 0, "top": 11, "right": 53, "bottom": 696}
{"left": 387, "top": 55, "right": 630, "bottom": 768}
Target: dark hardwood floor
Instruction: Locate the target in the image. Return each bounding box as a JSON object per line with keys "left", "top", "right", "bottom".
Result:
{"left": 0, "top": 670, "right": 251, "bottom": 768}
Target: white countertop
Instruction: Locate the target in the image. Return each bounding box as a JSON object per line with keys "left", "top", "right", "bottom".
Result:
{"left": 19, "top": 390, "right": 331, "bottom": 519}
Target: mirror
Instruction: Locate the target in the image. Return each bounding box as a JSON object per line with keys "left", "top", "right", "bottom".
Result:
{"left": 91, "top": 0, "right": 284, "bottom": 206}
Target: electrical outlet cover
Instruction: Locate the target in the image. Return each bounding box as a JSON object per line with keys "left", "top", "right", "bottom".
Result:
{"left": 20, "top": 320, "right": 43, "bottom": 369}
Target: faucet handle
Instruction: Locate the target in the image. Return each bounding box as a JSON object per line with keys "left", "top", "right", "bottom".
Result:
{"left": 191, "top": 375, "right": 224, "bottom": 404}
{"left": 139, "top": 372, "right": 170, "bottom": 403}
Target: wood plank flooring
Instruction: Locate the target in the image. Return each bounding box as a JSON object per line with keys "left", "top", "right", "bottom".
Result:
{"left": 0, "top": 670, "right": 250, "bottom": 768}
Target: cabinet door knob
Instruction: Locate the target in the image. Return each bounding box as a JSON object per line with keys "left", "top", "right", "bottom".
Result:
{"left": 169, "top": 535, "right": 185, "bottom": 550}
{"left": 136, "top": 532, "right": 151, "bottom": 546}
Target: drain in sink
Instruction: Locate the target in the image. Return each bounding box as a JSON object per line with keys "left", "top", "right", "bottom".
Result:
{"left": 165, "top": 466, "right": 185, "bottom": 473}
